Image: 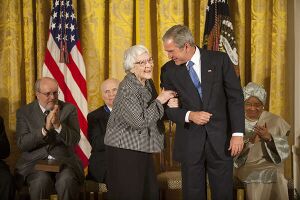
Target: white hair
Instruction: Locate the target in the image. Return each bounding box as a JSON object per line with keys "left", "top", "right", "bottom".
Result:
{"left": 123, "top": 45, "right": 149, "bottom": 73}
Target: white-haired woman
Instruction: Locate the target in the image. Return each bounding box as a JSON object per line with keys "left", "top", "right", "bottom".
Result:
{"left": 234, "top": 82, "right": 290, "bottom": 200}
{"left": 104, "top": 45, "right": 176, "bottom": 200}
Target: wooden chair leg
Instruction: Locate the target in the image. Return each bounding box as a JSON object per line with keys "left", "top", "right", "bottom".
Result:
{"left": 207, "top": 186, "right": 211, "bottom": 200}
{"left": 237, "top": 188, "right": 245, "bottom": 200}
{"left": 159, "top": 189, "right": 166, "bottom": 200}
{"left": 50, "top": 194, "right": 58, "bottom": 200}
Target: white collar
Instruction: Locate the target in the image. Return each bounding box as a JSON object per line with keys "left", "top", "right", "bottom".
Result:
{"left": 106, "top": 105, "right": 112, "bottom": 111}
{"left": 38, "top": 103, "right": 47, "bottom": 113}
{"left": 186, "top": 47, "right": 201, "bottom": 67}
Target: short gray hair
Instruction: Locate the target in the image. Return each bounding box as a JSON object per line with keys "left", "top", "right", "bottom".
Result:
{"left": 162, "top": 25, "right": 195, "bottom": 48}
{"left": 123, "top": 45, "right": 149, "bottom": 73}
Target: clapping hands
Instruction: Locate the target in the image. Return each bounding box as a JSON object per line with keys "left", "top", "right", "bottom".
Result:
{"left": 253, "top": 123, "right": 272, "bottom": 142}
{"left": 45, "top": 104, "right": 61, "bottom": 130}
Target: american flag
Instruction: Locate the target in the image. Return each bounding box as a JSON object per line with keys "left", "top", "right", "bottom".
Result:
{"left": 202, "top": 0, "right": 239, "bottom": 76}
{"left": 42, "top": 0, "right": 91, "bottom": 168}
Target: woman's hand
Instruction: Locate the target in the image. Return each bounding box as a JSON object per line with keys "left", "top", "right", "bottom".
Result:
{"left": 254, "top": 123, "right": 272, "bottom": 142}
{"left": 156, "top": 89, "right": 176, "bottom": 104}
{"left": 249, "top": 133, "right": 260, "bottom": 144}
{"left": 167, "top": 98, "right": 179, "bottom": 108}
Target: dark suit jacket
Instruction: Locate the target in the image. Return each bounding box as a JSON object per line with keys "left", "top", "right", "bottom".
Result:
{"left": 15, "top": 100, "right": 84, "bottom": 183}
{"left": 0, "top": 116, "right": 10, "bottom": 170}
{"left": 87, "top": 105, "right": 109, "bottom": 183}
{"left": 161, "top": 48, "right": 245, "bottom": 163}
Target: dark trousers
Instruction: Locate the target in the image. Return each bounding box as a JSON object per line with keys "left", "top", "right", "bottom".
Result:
{"left": 181, "top": 137, "right": 233, "bottom": 200}
{"left": 26, "top": 166, "right": 81, "bottom": 200}
{"left": 106, "top": 146, "right": 159, "bottom": 200}
{"left": 0, "top": 165, "right": 15, "bottom": 200}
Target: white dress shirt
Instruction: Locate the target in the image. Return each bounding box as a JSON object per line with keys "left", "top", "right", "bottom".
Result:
{"left": 184, "top": 47, "right": 243, "bottom": 137}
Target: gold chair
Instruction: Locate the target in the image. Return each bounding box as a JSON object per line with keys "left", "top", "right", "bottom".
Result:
{"left": 84, "top": 180, "right": 108, "bottom": 200}
{"left": 155, "top": 121, "right": 218, "bottom": 200}
{"left": 157, "top": 121, "right": 182, "bottom": 200}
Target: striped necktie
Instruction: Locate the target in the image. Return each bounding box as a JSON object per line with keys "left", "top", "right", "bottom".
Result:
{"left": 44, "top": 110, "right": 50, "bottom": 122}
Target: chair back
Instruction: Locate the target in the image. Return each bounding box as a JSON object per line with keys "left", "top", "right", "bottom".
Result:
{"left": 159, "top": 120, "right": 180, "bottom": 172}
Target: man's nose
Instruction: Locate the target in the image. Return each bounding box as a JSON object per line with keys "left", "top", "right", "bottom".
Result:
{"left": 49, "top": 94, "right": 56, "bottom": 99}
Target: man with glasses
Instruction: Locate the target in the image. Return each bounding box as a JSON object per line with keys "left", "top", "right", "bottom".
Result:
{"left": 87, "top": 78, "right": 120, "bottom": 184}
{"left": 15, "top": 77, "right": 84, "bottom": 200}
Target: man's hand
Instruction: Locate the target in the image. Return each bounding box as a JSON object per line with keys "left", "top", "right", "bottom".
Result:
{"left": 45, "top": 113, "right": 53, "bottom": 131}
{"left": 189, "top": 111, "right": 212, "bottom": 125}
{"left": 228, "top": 136, "right": 244, "bottom": 156}
{"left": 51, "top": 105, "right": 61, "bottom": 129}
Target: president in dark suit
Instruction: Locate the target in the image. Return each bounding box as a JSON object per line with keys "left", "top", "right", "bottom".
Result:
{"left": 15, "top": 77, "right": 84, "bottom": 200}
{"left": 160, "top": 25, "right": 245, "bottom": 200}
{"left": 87, "top": 78, "right": 119, "bottom": 183}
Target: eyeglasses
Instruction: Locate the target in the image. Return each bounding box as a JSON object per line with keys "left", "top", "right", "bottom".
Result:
{"left": 245, "top": 102, "right": 263, "bottom": 108}
{"left": 134, "top": 57, "right": 154, "bottom": 66}
{"left": 38, "top": 90, "right": 60, "bottom": 97}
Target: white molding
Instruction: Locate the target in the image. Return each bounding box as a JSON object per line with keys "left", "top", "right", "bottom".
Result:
{"left": 292, "top": 0, "right": 300, "bottom": 194}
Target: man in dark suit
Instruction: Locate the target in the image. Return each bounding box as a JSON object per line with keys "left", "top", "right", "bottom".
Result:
{"left": 160, "top": 25, "right": 245, "bottom": 200}
{"left": 87, "top": 78, "right": 119, "bottom": 183}
{"left": 0, "top": 116, "right": 15, "bottom": 200}
{"left": 15, "top": 77, "right": 84, "bottom": 200}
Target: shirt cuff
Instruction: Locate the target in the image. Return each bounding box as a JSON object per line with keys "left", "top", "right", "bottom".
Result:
{"left": 185, "top": 111, "right": 191, "bottom": 122}
{"left": 232, "top": 132, "right": 244, "bottom": 137}
{"left": 55, "top": 125, "right": 62, "bottom": 133}
{"left": 42, "top": 128, "right": 47, "bottom": 136}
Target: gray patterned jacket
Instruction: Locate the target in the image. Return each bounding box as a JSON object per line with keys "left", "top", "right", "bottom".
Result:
{"left": 104, "top": 72, "right": 165, "bottom": 153}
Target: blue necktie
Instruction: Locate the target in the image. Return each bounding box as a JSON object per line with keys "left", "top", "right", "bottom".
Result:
{"left": 187, "top": 61, "right": 202, "bottom": 98}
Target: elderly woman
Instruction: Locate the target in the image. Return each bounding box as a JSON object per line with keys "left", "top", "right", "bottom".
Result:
{"left": 104, "top": 45, "right": 176, "bottom": 200}
{"left": 234, "top": 82, "right": 290, "bottom": 200}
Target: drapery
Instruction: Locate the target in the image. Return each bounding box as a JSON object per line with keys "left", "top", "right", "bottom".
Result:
{"left": 0, "top": 0, "right": 289, "bottom": 176}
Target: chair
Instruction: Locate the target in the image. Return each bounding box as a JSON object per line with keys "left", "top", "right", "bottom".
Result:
{"left": 84, "top": 179, "right": 108, "bottom": 200}
{"left": 16, "top": 159, "right": 63, "bottom": 200}
{"left": 157, "top": 121, "right": 182, "bottom": 200}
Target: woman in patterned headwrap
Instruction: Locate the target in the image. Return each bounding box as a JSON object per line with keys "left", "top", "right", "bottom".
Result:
{"left": 234, "top": 82, "right": 290, "bottom": 200}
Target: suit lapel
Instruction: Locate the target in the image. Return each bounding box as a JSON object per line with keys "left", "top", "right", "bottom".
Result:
{"left": 200, "top": 49, "right": 214, "bottom": 109}
{"left": 33, "top": 100, "right": 46, "bottom": 126}
{"left": 176, "top": 63, "right": 202, "bottom": 103}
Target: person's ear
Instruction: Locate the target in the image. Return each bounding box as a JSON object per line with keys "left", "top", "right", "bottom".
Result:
{"left": 185, "top": 43, "right": 189, "bottom": 49}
